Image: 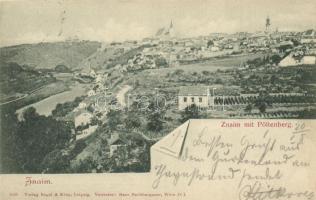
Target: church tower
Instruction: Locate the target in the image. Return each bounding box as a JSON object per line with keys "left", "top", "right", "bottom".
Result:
{"left": 265, "top": 16, "right": 271, "bottom": 33}
{"left": 168, "top": 20, "right": 175, "bottom": 37}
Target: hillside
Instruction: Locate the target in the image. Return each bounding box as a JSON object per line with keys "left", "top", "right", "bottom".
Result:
{"left": 0, "top": 41, "right": 101, "bottom": 69}
{"left": 0, "top": 62, "right": 56, "bottom": 96}
{"left": 79, "top": 44, "right": 152, "bottom": 71}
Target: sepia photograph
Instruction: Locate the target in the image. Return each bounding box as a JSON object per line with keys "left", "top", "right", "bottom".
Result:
{"left": 0, "top": 0, "right": 315, "bottom": 178}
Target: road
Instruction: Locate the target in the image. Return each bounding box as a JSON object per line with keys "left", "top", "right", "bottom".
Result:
{"left": 116, "top": 85, "right": 132, "bottom": 107}
{"left": 0, "top": 85, "right": 47, "bottom": 106}
{"left": 138, "top": 132, "right": 162, "bottom": 142}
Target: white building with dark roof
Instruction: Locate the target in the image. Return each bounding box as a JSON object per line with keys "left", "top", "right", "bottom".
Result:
{"left": 178, "top": 86, "right": 212, "bottom": 110}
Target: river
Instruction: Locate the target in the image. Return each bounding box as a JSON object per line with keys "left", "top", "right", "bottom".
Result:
{"left": 16, "top": 85, "right": 87, "bottom": 118}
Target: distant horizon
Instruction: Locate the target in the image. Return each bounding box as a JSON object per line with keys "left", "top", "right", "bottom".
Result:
{"left": 1, "top": 27, "right": 315, "bottom": 48}
{"left": 1, "top": 0, "right": 315, "bottom": 47}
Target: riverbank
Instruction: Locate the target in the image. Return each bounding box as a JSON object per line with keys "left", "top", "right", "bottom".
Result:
{"left": 16, "top": 84, "right": 88, "bottom": 118}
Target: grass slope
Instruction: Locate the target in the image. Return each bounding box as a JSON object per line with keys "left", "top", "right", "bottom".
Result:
{"left": 0, "top": 41, "right": 101, "bottom": 69}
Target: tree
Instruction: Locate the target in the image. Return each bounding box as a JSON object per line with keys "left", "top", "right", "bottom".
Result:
{"left": 256, "top": 102, "right": 267, "bottom": 113}
{"left": 72, "top": 156, "right": 98, "bottom": 173}
{"left": 270, "top": 75, "right": 278, "bottom": 84}
{"left": 180, "top": 104, "right": 202, "bottom": 123}
{"left": 244, "top": 104, "right": 253, "bottom": 113}
{"left": 18, "top": 108, "right": 71, "bottom": 172}
{"left": 124, "top": 114, "right": 141, "bottom": 130}
{"left": 146, "top": 111, "right": 164, "bottom": 132}
{"left": 173, "top": 69, "right": 184, "bottom": 76}
{"left": 91, "top": 116, "right": 101, "bottom": 126}
{"left": 155, "top": 57, "right": 168, "bottom": 68}
{"left": 87, "top": 104, "right": 95, "bottom": 113}
{"left": 22, "top": 107, "right": 39, "bottom": 121}
{"left": 215, "top": 78, "right": 223, "bottom": 84}
{"left": 254, "top": 93, "right": 273, "bottom": 114}
{"left": 52, "top": 96, "right": 85, "bottom": 117}
{"left": 270, "top": 54, "right": 282, "bottom": 64}
{"left": 297, "top": 109, "right": 316, "bottom": 119}
{"left": 291, "top": 39, "right": 300, "bottom": 46}
{"left": 41, "top": 149, "right": 70, "bottom": 173}
{"left": 1, "top": 106, "right": 72, "bottom": 173}
{"left": 207, "top": 40, "right": 214, "bottom": 48}
{"left": 0, "top": 105, "right": 20, "bottom": 173}
{"left": 55, "top": 64, "right": 71, "bottom": 73}
{"left": 106, "top": 110, "right": 123, "bottom": 131}
{"left": 202, "top": 70, "right": 211, "bottom": 76}
{"left": 278, "top": 45, "right": 292, "bottom": 53}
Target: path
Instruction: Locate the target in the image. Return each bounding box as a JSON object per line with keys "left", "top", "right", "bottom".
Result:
{"left": 116, "top": 85, "right": 132, "bottom": 107}
{"left": 0, "top": 85, "right": 47, "bottom": 106}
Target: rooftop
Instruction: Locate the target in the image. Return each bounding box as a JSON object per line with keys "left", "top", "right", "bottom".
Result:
{"left": 109, "top": 133, "right": 129, "bottom": 145}
{"left": 178, "top": 86, "right": 209, "bottom": 96}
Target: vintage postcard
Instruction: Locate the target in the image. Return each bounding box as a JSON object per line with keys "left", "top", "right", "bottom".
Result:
{"left": 0, "top": 0, "right": 315, "bottom": 199}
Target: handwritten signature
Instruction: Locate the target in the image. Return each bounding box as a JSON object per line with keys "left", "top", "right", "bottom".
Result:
{"left": 239, "top": 181, "right": 314, "bottom": 200}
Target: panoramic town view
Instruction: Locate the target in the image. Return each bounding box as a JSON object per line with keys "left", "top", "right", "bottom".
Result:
{"left": 0, "top": 0, "right": 315, "bottom": 174}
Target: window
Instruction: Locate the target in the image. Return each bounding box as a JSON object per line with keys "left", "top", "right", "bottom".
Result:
{"left": 183, "top": 97, "right": 187, "bottom": 102}
{"left": 191, "top": 97, "right": 194, "bottom": 102}
{"left": 199, "top": 97, "right": 202, "bottom": 102}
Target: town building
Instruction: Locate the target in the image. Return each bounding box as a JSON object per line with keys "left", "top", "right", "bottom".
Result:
{"left": 279, "top": 54, "right": 300, "bottom": 66}
{"left": 87, "top": 89, "right": 96, "bottom": 97}
{"left": 301, "top": 29, "right": 316, "bottom": 44}
{"left": 178, "top": 86, "right": 213, "bottom": 110}
{"left": 77, "top": 102, "right": 87, "bottom": 110}
{"left": 109, "top": 134, "right": 129, "bottom": 157}
{"left": 76, "top": 125, "right": 98, "bottom": 140}
{"left": 279, "top": 54, "right": 316, "bottom": 67}
{"left": 302, "top": 55, "right": 316, "bottom": 65}
{"left": 74, "top": 111, "right": 93, "bottom": 128}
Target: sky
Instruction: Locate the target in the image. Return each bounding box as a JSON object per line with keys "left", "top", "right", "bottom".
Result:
{"left": 0, "top": 0, "right": 315, "bottom": 47}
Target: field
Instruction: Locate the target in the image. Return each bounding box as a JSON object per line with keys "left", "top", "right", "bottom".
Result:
{"left": 146, "top": 53, "right": 267, "bottom": 74}
{"left": 180, "top": 53, "right": 265, "bottom": 70}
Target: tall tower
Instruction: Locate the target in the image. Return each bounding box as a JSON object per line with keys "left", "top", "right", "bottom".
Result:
{"left": 265, "top": 16, "right": 271, "bottom": 33}
{"left": 169, "top": 20, "right": 175, "bottom": 37}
